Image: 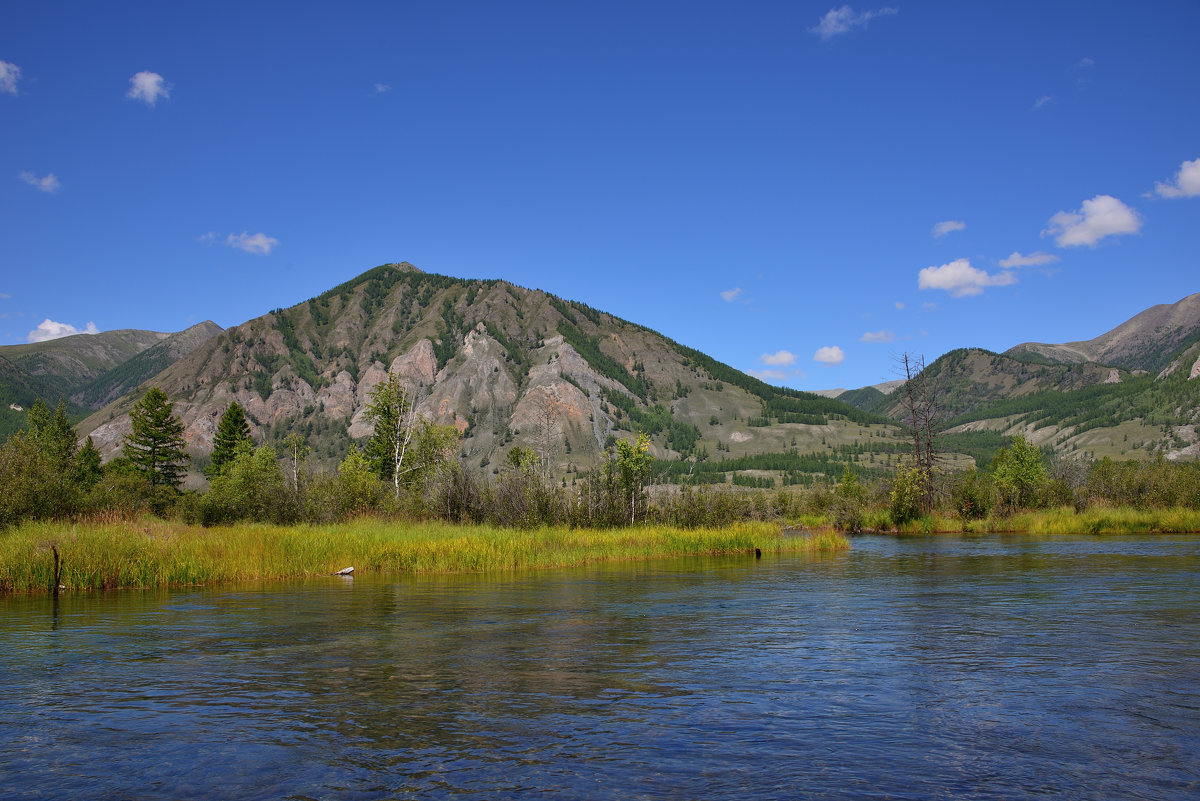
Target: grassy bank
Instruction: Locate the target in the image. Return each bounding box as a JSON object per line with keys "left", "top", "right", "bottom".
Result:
{"left": 886, "top": 506, "right": 1200, "bottom": 535}
{"left": 0, "top": 517, "right": 847, "bottom": 594}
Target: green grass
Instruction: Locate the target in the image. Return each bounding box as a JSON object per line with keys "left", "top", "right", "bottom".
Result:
{"left": 0, "top": 517, "right": 847, "bottom": 594}
{"left": 967, "top": 506, "right": 1200, "bottom": 535}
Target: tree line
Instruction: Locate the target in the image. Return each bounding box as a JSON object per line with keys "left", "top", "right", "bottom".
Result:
{"left": 2, "top": 382, "right": 1198, "bottom": 533}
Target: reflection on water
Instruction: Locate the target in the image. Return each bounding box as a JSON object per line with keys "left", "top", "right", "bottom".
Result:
{"left": 2, "top": 535, "right": 1198, "bottom": 799}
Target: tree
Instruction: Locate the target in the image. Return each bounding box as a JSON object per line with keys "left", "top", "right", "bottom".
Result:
{"left": 207, "top": 401, "right": 251, "bottom": 476}
{"left": 896, "top": 353, "right": 940, "bottom": 513}
{"left": 992, "top": 434, "right": 1046, "bottom": 512}
{"left": 615, "top": 432, "right": 653, "bottom": 524}
{"left": 281, "top": 432, "right": 310, "bottom": 494}
{"left": 123, "top": 387, "right": 189, "bottom": 488}
{"left": 364, "top": 372, "right": 417, "bottom": 498}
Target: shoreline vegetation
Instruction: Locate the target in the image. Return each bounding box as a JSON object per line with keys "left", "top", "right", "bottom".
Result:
{"left": 0, "top": 518, "right": 846, "bottom": 595}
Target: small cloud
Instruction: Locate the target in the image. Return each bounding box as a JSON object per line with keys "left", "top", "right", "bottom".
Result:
{"left": 1033, "top": 95, "right": 1054, "bottom": 110}
{"left": 761, "top": 350, "right": 796, "bottom": 366}
{"left": 932, "top": 220, "right": 966, "bottom": 238}
{"left": 922, "top": 302, "right": 938, "bottom": 311}
{"left": 127, "top": 71, "right": 170, "bottom": 106}
{"left": 1075, "top": 57, "right": 1095, "bottom": 69}
{"left": 860, "top": 330, "right": 895, "bottom": 343}
{"left": 1042, "top": 194, "right": 1142, "bottom": 247}
{"left": 226, "top": 231, "right": 280, "bottom": 255}
{"left": 810, "top": 5, "right": 898, "bottom": 41}
{"left": 998, "top": 250, "right": 1059, "bottom": 268}
{"left": 18, "top": 172, "right": 60, "bottom": 193}
{"left": 0, "top": 292, "right": 11, "bottom": 299}
{"left": 918, "top": 258, "right": 1016, "bottom": 297}
{"left": 813, "top": 345, "right": 845, "bottom": 366}
{"left": 0, "top": 59, "right": 20, "bottom": 95}
{"left": 894, "top": 301, "right": 905, "bottom": 310}
{"left": 197, "top": 231, "right": 219, "bottom": 245}
{"left": 720, "top": 287, "right": 742, "bottom": 302}
{"left": 1153, "top": 157, "right": 1200, "bottom": 199}
{"left": 27, "top": 318, "right": 99, "bottom": 343}
{"left": 373, "top": 83, "right": 392, "bottom": 94}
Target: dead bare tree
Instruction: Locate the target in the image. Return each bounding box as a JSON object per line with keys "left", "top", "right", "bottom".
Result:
{"left": 896, "top": 353, "right": 941, "bottom": 513}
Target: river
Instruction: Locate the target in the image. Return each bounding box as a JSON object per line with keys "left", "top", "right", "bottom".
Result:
{"left": 2, "top": 534, "right": 1198, "bottom": 799}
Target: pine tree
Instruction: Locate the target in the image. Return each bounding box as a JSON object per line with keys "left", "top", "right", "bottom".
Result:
{"left": 208, "top": 401, "right": 251, "bottom": 476}
{"left": 123, "top": 387, "right": 189, "bottom": 487}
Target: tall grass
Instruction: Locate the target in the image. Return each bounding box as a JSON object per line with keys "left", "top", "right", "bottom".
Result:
{"left": 0, "top": 517, "right": 847, "bottom": 594}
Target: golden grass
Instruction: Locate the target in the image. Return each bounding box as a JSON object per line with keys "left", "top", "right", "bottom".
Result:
{"left": 0, "top": 517, "right": 848, "bottom": 594}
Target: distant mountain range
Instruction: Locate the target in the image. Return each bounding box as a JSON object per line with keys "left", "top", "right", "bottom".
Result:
{"left": 4, "top": 265, "right": 1197, "bottom": 480}
{"left": 0, "top": 322, "right": 222, "bottom": 440}
{"left": 832, "top": 292, "right": 1200, "bottom": 462}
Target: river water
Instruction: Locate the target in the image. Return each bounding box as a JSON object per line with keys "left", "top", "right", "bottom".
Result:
{"left": 1, "top": 534, "right": 1198, "bottom": 800}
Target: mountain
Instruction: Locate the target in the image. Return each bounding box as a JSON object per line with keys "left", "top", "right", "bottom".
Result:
{"left": 0, "top": 322, "right": 223, "bottom": 442}
{"left": 1006, "top": 292, "right": 1200, "bottom": 373}
{"left": 80, "top": 264, "right": 901, "bottom": 482}
{"left": 70, "top": 322, "right": 224, "bottom": 409}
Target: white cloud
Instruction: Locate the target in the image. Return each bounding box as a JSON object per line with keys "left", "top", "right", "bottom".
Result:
{"left": 860, "top": 330, "right": 895, "bottom": 343}
{"left": 197, "top": 231, "right": 219, "bottom": 245}
{"left": 1153, "top": 158, "right": 1200, "bottom": 199}
{"left": 932, "top": 220, "right": 966, "bottom": 238}
{"left": 720, "top": 287, "right": 742, "bottom": 302}
{"left": 1033, "top": 95, "right": 1054, "bottom": 110}
{"left": 0, "top": 292, "right": 11, "bottom": 299}
{"left": 27, "top": 318, "right": 99, "bottom": 343}
{"left": 1075, "top": 57, "right": 1095, "bottom": 69}
{"left": 18, "top": 172, "right": 60, "bottom": 193}
{"left": 0, "top": 60, "right": 20, "bottom": 95}
{"left": 127, "top": 71, "right": 170, "bottom": 106}
{"left": 894, "top": 301, "right": 905, "bottom": 310}
{"left": 813, "top": 345, "right": 845, "bottom": 366}
{"left": 760, "top": 350, "right": 795, "bottom": 366}
{"left": 918, "top": 258, "right": 1016, "bottom": 297}
{"left": 998, "top": 250, "right": 1059, "bottom": 268}
{"left": 373, "top": 83, "right": 392, "bottom": 94}
{"left": 748, "top": 369, "right": 788, "bottom": 382}
{"left": 810, "top": 5, "right": 898, "bottom": 40}
{"left": 1042, "top": 194, "right": 1142, "bottom": 247}
{"left": 226, "top": 231, "right": 279, "bottom": 254}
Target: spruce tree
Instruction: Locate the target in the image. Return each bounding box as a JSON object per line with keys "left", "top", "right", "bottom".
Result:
{"left": 123, "top": 387, "right": 189, "bottom": 487}
{"left": 208, "top": 401, "right": 251, "bottom": 476}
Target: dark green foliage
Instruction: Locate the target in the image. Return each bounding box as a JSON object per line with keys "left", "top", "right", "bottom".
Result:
{"left": 274, "top": 312, "right": 325, "bottom": 389}
{"left": 484, "top": 322, "right": 525, "bottom": 367}
{"left": 123, "top": 387, "right": 189, "bottom": 488}
{"left": 732, "top": 473, "right": 775, "bottom": 489}
{"left": 950, "top": 469, "right": 993, "bottom": 520}
{"left": 836, "top": 386, "right": 890, "bottom": 414}
{"left": 558, "top": 321, "right": 647, "bottom": 400}
{"left": 656, "top": 450, "right": 882, "bottom": 485}
{"left": 208, "top": 402, "right": 251, "bottom": 476}
{"left": 252, "top": 371, "right": 272, "bottom": 400}
{"left": 200, "top": 443, "right": 298, "bottom": 525}
{"left": 548, "top": 296, "right": 578, "bottom": 326}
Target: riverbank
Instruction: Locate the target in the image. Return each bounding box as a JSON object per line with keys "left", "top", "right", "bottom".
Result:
{"left": 0, "top": 517, "right": 847, "bottom": 594}
{"left": 885, "top": 506, "right": 1200, "bottom": 535}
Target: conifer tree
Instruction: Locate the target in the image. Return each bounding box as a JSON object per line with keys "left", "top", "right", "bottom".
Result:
{"left": 123, "top": 387, "right": 189, "bottom": 487}
{"left": 208, "top": 401, "right": 251, "bottom": 476}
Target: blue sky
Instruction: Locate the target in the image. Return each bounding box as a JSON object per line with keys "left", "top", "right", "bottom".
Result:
{"left": 2, "top": 1, "right": 1197, "bottom": 391}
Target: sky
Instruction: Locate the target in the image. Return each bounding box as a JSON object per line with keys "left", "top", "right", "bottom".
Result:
{"left": 2, "top": 1, "right": 1197, "bottom": 391}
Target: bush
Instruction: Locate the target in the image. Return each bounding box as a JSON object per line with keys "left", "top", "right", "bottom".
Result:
{"left": 950, "top": 469, "right": 991, "bottom": 521}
